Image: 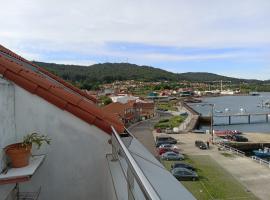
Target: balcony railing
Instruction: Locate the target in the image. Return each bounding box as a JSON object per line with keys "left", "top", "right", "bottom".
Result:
{"left": 111, "top": 126, "right": 160, "bottom": 200}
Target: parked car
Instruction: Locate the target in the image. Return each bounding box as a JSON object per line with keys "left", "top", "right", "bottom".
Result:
{"left": 156, "top": 136, "right": 177, "bottom": 147}
{"left": 232, "top": 135, "right": 248, "bottom": 142}
{"left": 158, "top": 148, "right": 179, "bottom": 156}
{"left": 195, "top": 140, "right": 207, "bottom": 149}
{"left": 159, "top": 143, "right": 179, "bottom": 150}
{"left": 156, "top": 128, "right": 162, "bottom": 133}
{"left": 179, "top": 112, "right": 188, "bottom": 117}
{"left": 165, "top": 128, "right": 174, "bottom": 134}
{"left": 171, "top": 168, "right": 198, "bottom": 181}
{"left": 161, "top": 152, "right": 184, "bottom": 161}
{"left": 171, "top": 163, "right": 196, "bottom": 171}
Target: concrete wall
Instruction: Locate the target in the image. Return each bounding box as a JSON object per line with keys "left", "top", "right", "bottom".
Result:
{"left": 0, "top": 77, "right": 16, "bottom": 200}
{"left": 0, "top": 77, "right": 116, "bottom": 200}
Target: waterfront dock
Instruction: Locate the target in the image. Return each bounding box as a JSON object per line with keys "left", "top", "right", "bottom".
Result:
{"left": 214, "top": 113, "right": 270, "bottom": 125}
{"left": 180, "top": 102, "right": 200, "bottom": 131}
{"left": 226, "top": 132, "right": 270, "bottom": 151}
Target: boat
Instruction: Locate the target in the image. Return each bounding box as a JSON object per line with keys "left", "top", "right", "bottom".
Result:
{"left": 253, "top": 147, "right": 270, "bottom": 158}
{"left": 214, "top": 130, "right": 242, "bottom": 137}
{"left": 224, "top": 108, "right": 230, "bottom": 112}
{"left": 192, "top": 129, "right": 205, "bottom": 134}
{"left": 215, "top": 109, "right": 223, "bottom": 114}
{"left": 239, "top": 108, "right": 246, "bottom": 113}
{"left": 250, "top": 92, "right": 260, "bottom": 96}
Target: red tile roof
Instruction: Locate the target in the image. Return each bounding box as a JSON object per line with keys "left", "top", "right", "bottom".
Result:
{"left": 102, "top": 101, "right": 135, "bottom": 115}
{"left": 102, "top": 102, "right": 127, "bottom": 116}
{"left": 0, "top": 45, "right": 124, "bottom": 134}
{"left": 0, "top": 45, "right": 97, "bottom": 103}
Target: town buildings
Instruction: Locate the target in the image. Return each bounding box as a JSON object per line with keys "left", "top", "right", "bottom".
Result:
{"left": 0, "top": 45, "right": 194, "bottom": 200}
{"left": 102, "top": 99, "right": 155, "bottom": 126}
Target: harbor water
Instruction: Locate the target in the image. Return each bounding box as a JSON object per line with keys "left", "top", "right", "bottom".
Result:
{"left": 190, "top": 93, "right": 270, "bottom": 133}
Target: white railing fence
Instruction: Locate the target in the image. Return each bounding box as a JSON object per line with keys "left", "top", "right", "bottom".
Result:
{"left": 217, "top": 143, "right": 245, "bottom": 157}
{"left": 111, "top": 126, "right": 161, "bottom": 200}
{"left": 217, "top": 143, "right": 270, "bottom": 169}
{"left": 251, "top": 156, "right": 270, "bottom": 168}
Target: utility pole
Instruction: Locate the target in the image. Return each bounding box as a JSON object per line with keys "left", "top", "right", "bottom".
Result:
{"left": 220, "top": 80, "right": 223, "bottom": 92}
{"left": 210, "top": 104, "right": 214, "bottom": 143}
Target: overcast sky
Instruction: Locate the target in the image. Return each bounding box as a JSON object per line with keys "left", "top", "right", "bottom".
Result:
{"left": 1, "top": 0, "right": 270, "bottom": 80}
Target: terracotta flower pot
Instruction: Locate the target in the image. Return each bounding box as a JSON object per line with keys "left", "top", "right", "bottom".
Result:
{"left": 5, "top": 143, "right": 32, "bottom": 168}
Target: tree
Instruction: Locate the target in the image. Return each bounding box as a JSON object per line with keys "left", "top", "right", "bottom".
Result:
{"left": 100, "top": 96, "right": 112, "bottom": 105}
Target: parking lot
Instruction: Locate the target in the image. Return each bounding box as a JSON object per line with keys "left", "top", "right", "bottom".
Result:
{"left": 128, "top": 114, "right": 270, "bottom": 200}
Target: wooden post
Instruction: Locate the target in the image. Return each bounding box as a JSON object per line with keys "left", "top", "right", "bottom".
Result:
{"left": 229, "top": 116, "right": 231, "bottom": 125}
{"left": 248, "top": 115, "right": 251, "bottom": 124}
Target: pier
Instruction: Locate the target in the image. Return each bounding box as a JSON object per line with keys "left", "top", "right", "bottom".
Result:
{"left": 181, "top": 102, "right": 200, "bottom": 131}
{"left": 214, "top": 113, "right": 270, "bottom": 126}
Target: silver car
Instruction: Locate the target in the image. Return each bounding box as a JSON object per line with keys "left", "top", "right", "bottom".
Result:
{"left": 161, "top": 151, "right": 184, "bottom": 161}
{"left": 171, "top": 168, "right": 198, "bottom": 181}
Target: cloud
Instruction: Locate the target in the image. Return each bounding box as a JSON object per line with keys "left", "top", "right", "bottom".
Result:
{"left": 0, "top": 0, "right": 270, "bottom": 79}
{"left": 1, "top": 0, "right": 270, "bottom": 47}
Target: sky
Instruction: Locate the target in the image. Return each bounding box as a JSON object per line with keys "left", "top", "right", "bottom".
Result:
{"left": 0, "top": 0, "right": 270, "bottom": 80}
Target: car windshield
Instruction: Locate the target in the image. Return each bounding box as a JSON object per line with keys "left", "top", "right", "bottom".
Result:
{"left": 158, "top": 137, "right": 169, "bottom": 141}
{"left": 176, "top": 171, "right": 184, "bottom": 175}
{"left": 176, "top": 164, "right": 185, "bottom": 167}
{"left": 164, "top": 144, "right": 171, "bottom": 147}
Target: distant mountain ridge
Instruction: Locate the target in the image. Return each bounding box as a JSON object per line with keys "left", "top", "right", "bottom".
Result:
{"left": 33, "top": 61, "right": 261, "bottom": 84}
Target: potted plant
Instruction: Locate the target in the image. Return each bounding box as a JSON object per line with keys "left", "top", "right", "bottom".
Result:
{"left": 5, "top": 133, "right": 51, "bottom": 168}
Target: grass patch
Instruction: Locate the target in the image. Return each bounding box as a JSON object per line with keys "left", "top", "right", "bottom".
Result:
{"left": 220, "top": 152, "right": 235, "bottom": 158}
{"left": 157, "top": 101, "right": 178, "bottom": 111}
{"left": 161, "top": 155, "right": 258, "bottom": 200}
{"left": 154, "top": 116, "right": 186, "bottom": 129}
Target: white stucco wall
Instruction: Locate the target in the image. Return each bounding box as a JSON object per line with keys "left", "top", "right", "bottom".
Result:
{"left": 0, "top": 77, "right": 116, "bottom": 200}
{"left": 0, "top": 77, "right": 16, "bottom": 199}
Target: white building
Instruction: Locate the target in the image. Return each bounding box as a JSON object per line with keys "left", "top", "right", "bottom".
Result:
{"left": 110, "top": 95, "right": 139, "bottom": 104}
{"left": 0, "top": 45, "right": 195, "bottom": 200}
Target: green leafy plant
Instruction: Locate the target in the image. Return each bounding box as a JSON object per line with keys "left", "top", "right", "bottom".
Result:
{"left": 22, "top": 132, "right": 51, "bottom": 149}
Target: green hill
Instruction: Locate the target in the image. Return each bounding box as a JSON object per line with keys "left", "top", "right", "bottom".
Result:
{"left": 178, "top": 72, "right": 256, "bottom": 83}
{"left": 34, "top": 62, "right": 178, "bottom": 82}
{"left": 33, "top": 62, "right": 261, "bottom": 89}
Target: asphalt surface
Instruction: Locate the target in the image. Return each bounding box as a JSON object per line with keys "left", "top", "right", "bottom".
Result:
{"left": 128, "top": 112, "right": 171, "bottom": 156}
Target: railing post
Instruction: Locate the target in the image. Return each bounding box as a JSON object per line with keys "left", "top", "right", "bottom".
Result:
{"left": 111, "top": 133, "right": 119, "bottom": 161}
{"left": 127, "top": 167, "right": 135, "bottom": 200}
{"left": 111, "top": 126, "right": 161, "bottom": 200}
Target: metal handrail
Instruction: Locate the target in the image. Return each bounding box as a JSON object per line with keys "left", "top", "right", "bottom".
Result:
{"left": 251, "top": 156, "right": 270, "bottom": 168}
{"left": 217, "top": 143, "right": 245, "bottom": 156}
{"left": 111, "top": 126, "right": 161, "bottom": 200}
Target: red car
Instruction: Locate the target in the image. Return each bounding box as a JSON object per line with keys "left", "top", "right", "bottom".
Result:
{"left": 157, "top": 147, "right": 179, "bottom": 156}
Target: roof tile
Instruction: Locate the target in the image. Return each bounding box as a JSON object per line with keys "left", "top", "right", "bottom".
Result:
{"left": 19, "top": 70, "right": 52, "bottom": 90}
{"left": 0, "top": 44, "right": 97, "bottom": 103}
{"left": 35, "top": 87, "right": 68, "bottom": 109}
{"left": 49, "top": 86, "right": 83, "bottom": 106}
{"left": 0, "top": 56, "right": 23, "bottom": 74}
{"left": 0, "top": 64, "right": 7, "bottom": 74}
{"left": 78, "top": 99, "right": 104, "bottom": 118}
{"left": 66, "top": 104, "right": 96, "bottom": 124}
{"left": 0, "top": 45, "right": 124, "bottom": 134}
{"left": 5, "top": 70, "right": 38, "bottom": 93}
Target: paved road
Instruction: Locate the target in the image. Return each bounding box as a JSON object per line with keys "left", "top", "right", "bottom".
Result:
{"left": 128, "top": 113, "right": 171, "bottom": 156}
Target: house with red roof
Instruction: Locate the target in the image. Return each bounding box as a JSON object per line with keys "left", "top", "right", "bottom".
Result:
{"left": 102, "top": 101, "right": 138, "bottom": 125}
{"left": 0, "top": 45, "right": 195, "bottom": 200}
{"left": 134, "top": 100, "right": 155, "bottom": 120}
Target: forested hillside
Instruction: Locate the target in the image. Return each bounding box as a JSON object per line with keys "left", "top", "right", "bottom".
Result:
{"left": 33, "top": 61, "right": 262, "bottom": 90}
